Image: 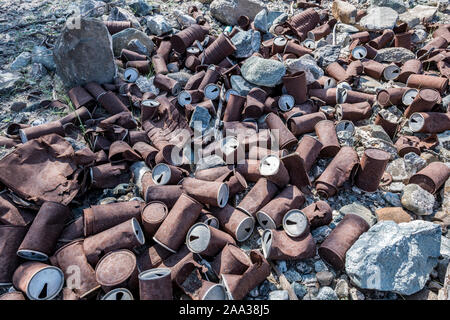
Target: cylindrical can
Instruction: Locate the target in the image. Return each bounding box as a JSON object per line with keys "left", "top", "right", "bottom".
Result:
{"left": 186, "top": 223, "right": 236, "bottom": 257}
{"left": 138, "top": 268, "right": 172, "bottom": 300}
{"left": 409, "top": 112, "right": 450, "bottom": 133}
{"left": 303, "top": 201, "right": 332, "bottom": 229}
{"left": 237, "top": 178, "right": 279, "bottom": 217}
{"left": 295, "top": 135, "right": 323, "bottom": 172}
{"left": 261, "top": 229, "right": 315, "bottom": 260}
{"left": 210, "top": 205, "right": 255, "bottom": 242}
{"left": 409, "top": 162, "right": 450, "bottom": 194}
{"left": 314, "top": 120, "right": 340, "bottom": 158}
{"left": 0, "top": 225, "right": 27, "bottom": 285}
{"left": 354, "top": 148, "right": 391, "bottom": 192}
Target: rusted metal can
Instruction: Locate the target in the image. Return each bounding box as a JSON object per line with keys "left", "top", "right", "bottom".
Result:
{"left": 407, "top": 74, "right": 449, "bottom": 94}
{"left": 303, "top": 201, "right": 332, "bottom": 229}
{"left": 409, "top": 162, "right": 450, "bottom": 194}
{"left": 139, "top": 268, "right": 172, "bottom": 300}
{"left": 354, "top": 148, "right": 391, "bottom": 193}
{"left": 265, "top": 112, "right": 298, "bottom": 150}
{"left": 12, "top": 261, "right": 64, "bottom": 300}
{"left": 141, "top": 201, "right": 169, "bottom": 238}
{"left": 295, "top": 135, "right": 323, "bottom": 172}
{"left": 404, "top": 88, "right": 441, "bottom": 118}
{"left": 281, "top": 153, "right": 311, "bottom": 191}
{"left": 237, "top": 178, "right": 279, "bottom": 217}
{"left": 210, "top": 205, "right": 255, "bottom": 242}
{"left": 0, "top": 225, "right": 27, "bottom": 285}
{"left": 261, "top": 229, "right": 315, "bottom": 260}
{"left": 314, "top": 120, "right": 340, "bottom": 158}
{"left": 318, "top": 213, "right": 370, "bottom": 270}
{"left": 186, "top": 222, "right": 236, "bottom": 257}
{"left": 211, "top": 243, "right": 251, "bottom": 278}
{"left": 409, "top": 112, "right": 450, "bottom": 134}
{"left": 18, "top": 202, "right": 71, "bottom": 261}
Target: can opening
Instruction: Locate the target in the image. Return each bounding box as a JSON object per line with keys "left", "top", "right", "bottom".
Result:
{"left": 256, "top": 211, "right": 277, "bottom": 230}
{"left": 402, "top": 89, "right": 418, "bottom": 106}
{"left": 172, "top": 82, "right": 181, "bottom": 96}
{"left": 278, "top": 94, "right": 295, "bottom": 112}
{"left": 138, "top": 268, "right": 171, "bottom": 281}
{"left": 408, "top": 113, "right": 424, "bottom": 132}
{"left": 259, "top": 155, "right": 280, "bottom": 176}
{"left": 152, "top": 163, "right": 172, "bottom": 185}
{"left": 124, "top": 68, "right": 139, "bottom": 83}
{"left": 132, "top": 218, "right": 145, "bottom": 245}
{"left": 351, "top": 46, "right": 367, "bottom": 60}
{"left": 235, "top": 215, "right": 255, "bottom": 242}
{"left": 282, "top": 209, "right": 309, "bottom": 237}
{"left": 217, "top": 183, "right": 229, "bottom": 208}
{"left": 27, "top": 266, "right": 64, "bottom": 300}
{"left": 186, "top": 223, "right": 211, "bottom": 253}
{"left": 102, "top": 288, "right": 134, "bottom": 300}
{"left": 204, "top": 84, "right": 220, "bottom": 100}
{"left": 178, "top": 91, "right": 192, "bottom": 107}
{"left": 17, "top": 249, "right": 48, "bottom": 262}
{"left": 383, "top": 65, "right": 400, "bottom": 81}
{"left": 202, "top": 284, "right": 228, "bottom": 300}
{"left": 324, "top": 77, "right": 336, "bottom": 89}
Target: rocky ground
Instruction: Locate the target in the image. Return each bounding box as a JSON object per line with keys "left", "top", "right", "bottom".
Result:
{"left": 0, "top": 0, "right": 449, "bottom": 300}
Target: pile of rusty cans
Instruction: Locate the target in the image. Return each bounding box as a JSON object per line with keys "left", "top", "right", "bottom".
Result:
{"left": 0, "top": 4, "right": 449, "bottom": 301}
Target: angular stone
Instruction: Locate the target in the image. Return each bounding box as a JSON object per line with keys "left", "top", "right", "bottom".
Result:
{"left": 386, "top": 158, "right": 409, "bottom": 181}
{"left": 230, "top": 75, "right": 257, "bottom": 96}
{"left": 335, "top": 279, "right": 349, "bottom": 299}
{"left": 129, "top": 0, "right": 154, "bottom": 17}
{"left": 31, "top": 46, "right": 55, "bottom": 71}
{"left": 167, "top": 72, "right": 192, "bottom": 87}
{"left": 30, "top": 63, "right": 48, "bottom": 80}
{"left": 313, "top": 45, "right": 341, "bottom": 68}
{"left": 80, "top": 0, "right": 107, "bottom": 17}
{"left": 268, "top": 290, "right": 289, "bottom": 300}
{"left": 374, "top": 47, "right": 416, "bottom": 64}
{"left": 0, "top": 71, "right": 21, "bottom": 94}
{"left": 10, "top": 52, "right": 31, "bottom": 71}
{"left": 292, "top": 282, "right": 307, "bottom": 299}
{"left": 284, "top": 56, "right": 324, "bottom": 84}
{"left": 399, "top": 5, "right": 437, "bottom": 28}
{"left": 173, "top": 9, "right": 197, "bottom": 28}
{"left": 146, "top": 14, "right": 172, "bottom": 36}
{"left": 53, "top": 18, "right": 116, "bottom": 88}
{"left": 376, "top": 207, "right": 412, "bottom": 224}
{"left": 359, "top": 7, "right": 398, "bottom": 31}
{"left": 382, "top": 192, "right": 403, "bottom": 207}
{"left": 108, "top": 6, "right": 141, "bottom": 28}
{"left": 316, "top": 286, "right": 338, "bottom": 300}
{"left": 370, "top": 0, "right": 407, "bottom": 13}
{"left": 253, "top": 9, "right": 284, "bottom": 33}
{"left": 232, "top": 29, "right": 261, "bottom": 58}
{"left": 316, "top": 271, "right": 334, "bottom": 286}
{"left": 401, "top": 184, "right": 435, "bottom": 215}
{"left": 241, "top": 56, "right": 286, "bottom": 87}
{"left": 210, "top": 0, "right": 265, "bottom": 26}
{"left": 346, "top": 220, "right": 441, "bottom": 295}
{"left": 442, "top": 236, "right": 450, "bottom": 259}
{"left": 332, "top": 0, "right": 357, "bottom": 24}
{"left": 112, "top": 28, "right": 154, "bottom": 57}
{"left": 283, "top": 269, "right": 302, "bottom": 282}
{"left": 349, "top": 287, "right": 365, "bottom": 300}
{"left": 404, "top": 152, "right": 427, "bottom": 175}
{"left": 10, "top": 102, "right": 27, "bottom": 112}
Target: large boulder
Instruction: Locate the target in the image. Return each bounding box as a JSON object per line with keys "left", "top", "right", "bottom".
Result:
{"left": 345, "top": 220, "right": 441, "bottom": 295}
{"left": 241, "top": 56, "right": 286, "bottom": 87}
{"left": 210, "top": 0, "right": 265, "bottom": 25}
{"left": 53, "top": 18, "right": 116, "bottom": 87}
{"left": 359, "top": 7, "right": 398, "bottom": 31}
{"left": 231, "top": 29, "right": 261, "bottom": 58}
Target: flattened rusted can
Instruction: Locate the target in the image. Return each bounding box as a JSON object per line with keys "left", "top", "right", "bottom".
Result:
{"left": 368, "top": 29, "right": 394, "bottom": 49}
{"left": 288, "top": 112, "right": 327, "bottom": 136}
{"left": 407, "top": 74, "right": 449, "bottom": 94}
{"left": 295, "top": 135, "right": 323, "bottom": 172}
{"left": 303, "top": 201, "right": 332, "bottom": 229}
{"left": 211, "top": 243, "right": 251, "bottom": 278}
{"left": 261, "top": 229, "right": 315, "bottom": 261}
{"left": 182, "top": 177, "right": 229, "bottom": 208}
{"left": 281, "top": 153, "right": 311, "bottom": 192}
{"left": 404, "top": 88, "right": 441, "bottom": 118}
{"left": 314, "top": 120, "right": 340, "bottom": 158}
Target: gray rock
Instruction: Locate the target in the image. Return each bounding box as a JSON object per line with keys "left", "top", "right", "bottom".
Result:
{"left": 31, "top": 46, "right": 55, "bottom": 71}
{"left": 292, "top": 282, "right": 307, "bottom": 299}
{"left": 259, "top": 280, "right": 277, "bottom": 296}
{"left": 374, "top": 47, "right": 416, "bottom": 64}
{"left": 30, "top": 63, "right": 48, "bottom": 79}
{"left": 382, "top": 192, "right": 403, "bottom": 207}
{"left": 10, "top": 52, "right": 31, "bottom": 71}
{"left": 335, "top": 279, "right": 349, "bottom": 299}
{"left": 283, "top": 269, "right": 302, "bottom": 282}
{"left": 339, "top": 203, "right": 377, "bottom": 227}
{"left": 314, "top": 260, "right": 328, "bottom": 273}
{"left": 80, "top": 0, "right": 107, "bottom": 17}
{"left": 387, "top": 158, "right": 409, "bottom": 181}
{"left": 296, "top": 261, "right": 314, "bottom": 274}
{"left": 277, "top": 260, "right": 287, "bottom": 273}
{"left": 146, "top": 14, "right": 172, "bottom": 36}
{"left": 360, "top": 7, "right": 398, "bottom": 31}
{"left": 268, "top": 290, "right": 289, "bottom": 300}
{"left": 126, "top": 39, "right": 149, "bottom": 56}
{"left": 316, "top": 271, "right": 335, "bottom": 286}
{"left": 403, "top": 152, "right": 426, "bottom": 175}
{"left": 355, "top": 124, "right": 397, "bottom": 159}
{"left": 401, "top": 184, "right": 435, "bottom": 215}
{"left": 232, "top": 29, "right": 261, "bottom": 58}
{"left": 230, "top": 75, "right": 258, "bottom": 95}
{"left": 196, "top": 155, "right": 226, "bottom": 171}
{"left": 112, "top": 28, "right": 154, "bottom": 57}
{"left": 248, "top": 287, "right": 259, "bottom": 298}
{"left": 284, "top": 56, "right": 324, "bottom": 84}
{"left": 441, "top": 236, "right": 450, "bottom": 259}
{"left": 210, "top": 0, "right": 265, "bottom": 26}
{"left": 316, "top": 286, "right": 338, "bottom": 300}
{"left": 190, "top": 106, "right": 212, "bottom": 132}
{"left": 135, "top": 75, "right": 159, "bottom": 94}
{"left": 129, "top": 0, "right": 153, "bottom": 16}
{"left": 241, "top": 56, "right": 286, "bottom": 87}
{"left": 399, "top": 5, "right": 437, "bottom": 28}
{"left": 412, "top": 28, "right": 428, "bottom": 44}
{"left": 173, "top": 9, "right": 197, "bottom": 28}
{"left": 313, "top": 45, "right": 341, "bottom": 68}
{"left": 253, "top": 9, "right": 284, "bottom": 33}
{"left": 54, "top": 18, "right": 116, "bottom": 88}
{"left": 345, "top": 220, "right": 441, "bottom": 295}
{"left": 0, "top": 71, "right": 21, "bottom": 94}
{"left": 108, "top": 6, "right": 141, "bottom": 28}
{"left": 312, "top": 225, "right": 332, "bottom": 243}
{"left": 370, "top": 0, "right": 407, "bottom": 13}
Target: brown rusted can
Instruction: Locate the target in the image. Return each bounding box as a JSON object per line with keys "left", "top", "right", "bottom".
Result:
{"left": 303, "top": 201, "right": 332, "bottom": 229}
{"left": 261, "top": 229, "right": 315, "bottom": 260}
{"left": 409, "top": 112, "right": 450, "bottom": 134}
{"left": 295, "top": 135, "right": 323, "bottom": 172}
{"left": 0, "top": 225, "right": 27, "bottom": 285}
{"left": 318, "top": 213, "right": 369, "bottom": 270}
{"left": 139, "top": 268, "right": 173, "bottom": 300}
{"left": 210, "top": 205, "right": 255, "bottom": 242}
{"left": 409, "top": 162, "right": 450, "bottom": 194}
{"left": 314, "top": 120, "right": 340, "bottom": 158}
{"left": 237, "top": 178, "right": 279, "bottom": 217}
{"left": 186, "top": 222, "right": 236, "bottom": 257}
{"left": 354, "top": 148, "right": 391, "bottom": 193}
{"left": 407, "top": 74, "right": 448, "bottom": 94}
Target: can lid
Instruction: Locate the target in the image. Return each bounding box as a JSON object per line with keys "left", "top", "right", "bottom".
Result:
{"left": 178, "top": 90, "right": 192, "bottom": 106}
{"left": 101, "top": 288, "right": 134, "bottom": 300}
{"left": 259, "top": 155, "right": 281, "bottom": 176}
{"left": 282, "top": 209, "right": 309, "bottom": 237}
{"left": 142, "top": 201, "right": 168, "bottom": 224}
{"left": 95, "top": 249, "right": 137, "bottom": 286}
{"left": 124, "top": 68, "right": 139, "bottom": 83}
{"left": 186, "top": 223, "right": 211, "bottom": 253}
{"left": 204, "top": 83, "right": 220, "bottom": 100}
{"left": 27, "top": 266, "right": 64, "bottom": 300}
{"left": 278, "top": 94, "right": 295, "bottom": 112}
